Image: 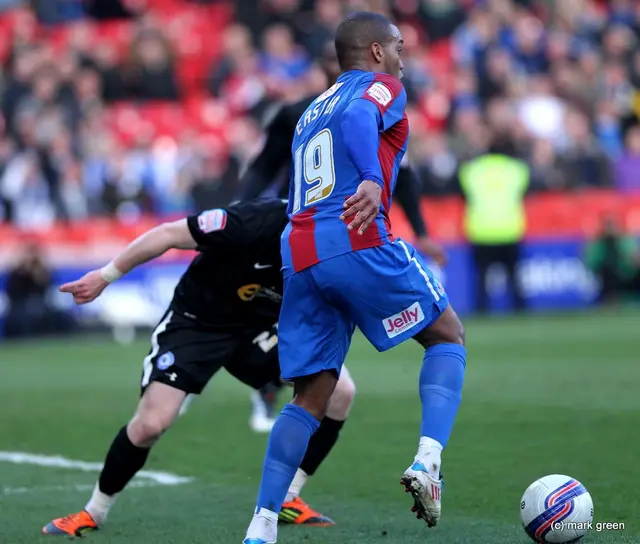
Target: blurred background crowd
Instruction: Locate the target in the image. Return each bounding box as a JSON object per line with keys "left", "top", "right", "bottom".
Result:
{"left": 0, "top": 0, "right": 639, "bottom": 229}
{"left": 1, "top": 0, "right": 640, "bottom": 338}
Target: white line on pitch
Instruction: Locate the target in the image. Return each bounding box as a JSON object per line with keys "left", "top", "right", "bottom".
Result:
{"left": 0, "top": 451, "right": 193, "bottom": 485}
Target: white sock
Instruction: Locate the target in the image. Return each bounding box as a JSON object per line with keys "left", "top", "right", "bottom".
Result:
{"left": 84, "top": 483, "right": 118, "bottom": 525}
{"left": 246, "top": 508, "right": 278, "bottom": 542}
{"left": 255, "top": 507, "right": 279, "bottom": 522}
{"left": 415, "top": 436, "right": 443, "bottom": 480}
{"left": 285, "top": 468, "right": 308, "bottom": 502}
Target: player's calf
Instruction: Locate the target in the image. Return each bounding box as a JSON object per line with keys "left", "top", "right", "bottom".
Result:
{"left": 401, "top": 305, "right": 466, "bottom": 528}
{"left": 280, "top": 368, "right": 355, "bottom": 526}
{"left": 245, "top": 371, "right": 337, "bottom": 544}
{"left": 43, "top": 382, "right": 186, "bottom": 536}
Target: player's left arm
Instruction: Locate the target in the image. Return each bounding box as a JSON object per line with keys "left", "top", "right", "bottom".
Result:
{"left": 339, "top": 75, "right": 407, "bottom": 234}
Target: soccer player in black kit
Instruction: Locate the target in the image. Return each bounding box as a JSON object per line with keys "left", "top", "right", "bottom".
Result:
{"left": 42, "top": 199, "right": 353, "bottom": 537}
{"left": 241, "top": 43, "right": 447, "bottom": 436}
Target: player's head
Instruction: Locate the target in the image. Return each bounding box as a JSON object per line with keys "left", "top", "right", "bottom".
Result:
{"left": 334, "top": 11, "right": 403, "bottom": 79}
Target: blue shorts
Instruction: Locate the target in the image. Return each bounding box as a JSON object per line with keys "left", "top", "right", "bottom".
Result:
{"left": 278, "top": 239, "right": 450, "bottom": 381}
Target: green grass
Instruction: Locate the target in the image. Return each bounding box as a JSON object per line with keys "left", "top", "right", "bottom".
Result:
{"left": 1, "top": 308, "right": 638, "bottom": 543}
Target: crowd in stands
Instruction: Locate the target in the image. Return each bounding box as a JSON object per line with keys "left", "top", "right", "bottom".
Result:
{"left": 0, "top": 0, "right": 640, "bottom": 232}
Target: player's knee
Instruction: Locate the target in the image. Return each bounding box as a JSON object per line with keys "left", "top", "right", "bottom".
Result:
{"left": 293, "top": 370, "right": 338, "bottom": 420}
{"left": 127, "top": 412, "right": 172, "bottom": 447}
{"left": 414, "top": 305, "right": 465, "bottom": 348}
{"left": 327, "top": 369, "right": 356, "bottom": 420}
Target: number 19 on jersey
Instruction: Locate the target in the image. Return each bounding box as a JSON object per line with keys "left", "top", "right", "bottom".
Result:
{"left": 292, "top": 129, "right": 336, "bottom": 215}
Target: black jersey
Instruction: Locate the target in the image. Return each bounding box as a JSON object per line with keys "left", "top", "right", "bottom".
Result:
{"left": 241, "top": 94, "right": 428, "bottom": 237}
{"left": 171, "top": 198, "right": 288, "bottom": 329}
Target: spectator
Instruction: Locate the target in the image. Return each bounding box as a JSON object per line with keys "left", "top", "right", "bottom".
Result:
{"left": 584, "top": 215, "right": 640, "bottom": 304}
{"left": 417, "top": 0, "right": 466, "bottom": 43}
{"left": 259, "top": 23, "right": 312, "bottom": 98}
{"left": 4, "top": 243, "right": 76, "bottom": 338}
{"left": 1, "top": 150, "right": 56, "bottom": 230}
{"left": 516, "top": 74, "right": 567, "bottom": 146}
{"left": 208, "top": 24, "right": 259, "bottom": 97}
{"left": 528, "top": 138, "right": 564, "bottom": 192}
{"left": 477, "top": 47, "right": 512, "bottom": 103}
{"left": 93, "top": 43, "right": 127, "bottom": 102}
{"left": 558, "top": 108, "right": 613, "bottom": 189}
{"left": 3, "top": 46, "right": 42, "bottom": 133}
{"left": 614, "top": 124, "right": 640, "bottom": 193}
{"left": 127, "top": 29, "right": 180, "bottom": 101}
{"left": 413, "top": 133, "right": 459, "bottom": 196}
{"left": 301, "top": 0, "right": 342, "bottom": 58}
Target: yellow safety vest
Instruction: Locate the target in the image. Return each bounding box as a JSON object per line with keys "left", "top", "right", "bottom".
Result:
{"left": 459, "top": 155, "right": 529, "bottom": 244}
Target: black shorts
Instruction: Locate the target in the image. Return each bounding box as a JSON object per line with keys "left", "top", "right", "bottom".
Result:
{"left": 140, "top": 309, "right": 280, "bottom": 395}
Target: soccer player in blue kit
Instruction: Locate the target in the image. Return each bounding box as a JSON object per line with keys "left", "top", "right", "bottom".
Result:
{"left": 243, "top": 11, "right": 467, "bottom": 544}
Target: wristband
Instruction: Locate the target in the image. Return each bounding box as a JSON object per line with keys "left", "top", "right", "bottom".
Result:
{"left": 100, "top": 261, "right": 123, "bottom": 283}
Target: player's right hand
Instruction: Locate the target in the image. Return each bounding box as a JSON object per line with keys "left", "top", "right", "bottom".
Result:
{"left": 59, "top": 270, "right": 109, "bottom": 305}
{"left": 340, "top": 180, "right": 382, "bottom": 235}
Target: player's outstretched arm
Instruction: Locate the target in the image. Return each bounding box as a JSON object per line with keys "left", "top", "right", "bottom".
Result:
{"left": 59, "top": 219, "right": 197, "bottom": 305}
{"left": 339, "top": 98, "right": 384, "bottom": 235}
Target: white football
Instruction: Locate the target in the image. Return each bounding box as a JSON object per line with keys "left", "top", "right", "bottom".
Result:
{"left": 520, "top": 474, "right": 594, "bottom": 543}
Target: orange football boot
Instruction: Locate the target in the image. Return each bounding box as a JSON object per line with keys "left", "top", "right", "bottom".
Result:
{"left": 42, "top": 510, "right": 98, "bottom": 537}
{"left": 278, "top": 497, "right": 334, "bottom": 526}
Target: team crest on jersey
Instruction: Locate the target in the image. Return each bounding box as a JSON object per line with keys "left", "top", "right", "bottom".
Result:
{"left": 157, "top": 351, "right": 175, "bottom": 370}
{"left": 366, "top": 82, "right": 393, "bottom": 106}
{"left": 316, "top": 82, "right": 344, "bottom": 102}
{"left": 198, "top": 209, "right": 227, "bottom": 233}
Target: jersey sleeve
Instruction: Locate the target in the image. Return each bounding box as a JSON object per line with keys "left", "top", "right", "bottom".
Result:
{"left": 187, "top": 202, "right": 272, "bottom": 251}
{"left": 341, "top": 98, "right": 384, "bottom": 187}
{"left": 359, "top": 73, "right": 407, "bottom": 131}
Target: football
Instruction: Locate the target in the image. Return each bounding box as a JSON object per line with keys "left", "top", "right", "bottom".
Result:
{"left": 520, "top": 474, "right": 594, "bottom": 543}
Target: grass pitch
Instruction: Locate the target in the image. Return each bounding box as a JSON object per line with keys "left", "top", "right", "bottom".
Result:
{"left": 0, "top": 308, "right": 638, "bottom": 543}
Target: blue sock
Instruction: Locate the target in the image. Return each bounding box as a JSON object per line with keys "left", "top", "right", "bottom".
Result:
{"left": 419, "top": 343, "right": 466, "bottom": 448}
{"left": 256, "top": 404, "right": 320, "bottom": 513}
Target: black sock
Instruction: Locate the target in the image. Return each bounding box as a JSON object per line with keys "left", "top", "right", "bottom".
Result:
{"left": 98, "top": 426, "right": 150, "bottom": 496}
{"left": 299, "top": 416, "right": 345, "bottom": 476}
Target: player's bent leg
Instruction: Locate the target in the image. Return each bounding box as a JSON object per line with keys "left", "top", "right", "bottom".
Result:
{"left": 127, "top": 381, "right": 186, "bottom": 447}
{"left": 280, "top": 367, "right": 356, "bottom": 526}
{"left": 42, "top": 382, "right": 186, "bottom": 536}
{"left": 401, "top": 305, "right": 466, "bottom": 528}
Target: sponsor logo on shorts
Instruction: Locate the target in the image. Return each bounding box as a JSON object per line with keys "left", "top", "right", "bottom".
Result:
{"left": 383, "top": 302, "right": 424, "bottom": 338}
{"left": 366, "top": 82, "right": 393, "bottom": 106}
{"left": 157, "top": 351, "right": 175, "bottom": 370}
{"left": 197, "top": 209, "right": 227, "bottom": 233}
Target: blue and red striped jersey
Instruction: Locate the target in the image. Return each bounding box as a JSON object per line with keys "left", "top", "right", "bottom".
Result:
{"left": 281, "top": 69, "right": 409, "bottom": 277}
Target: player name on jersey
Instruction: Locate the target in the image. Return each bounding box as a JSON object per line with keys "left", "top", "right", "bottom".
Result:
{"left": 295, "top": 83, "right": 344, "bottom": 136}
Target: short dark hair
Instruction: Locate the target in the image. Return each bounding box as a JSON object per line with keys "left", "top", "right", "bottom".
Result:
{"left": 334, "top": 11, "right": 395, "bottom": 70}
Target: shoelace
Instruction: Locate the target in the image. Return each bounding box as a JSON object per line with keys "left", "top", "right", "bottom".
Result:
{"left": 56, "top": 512, "right": 87, "bottom": 530}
